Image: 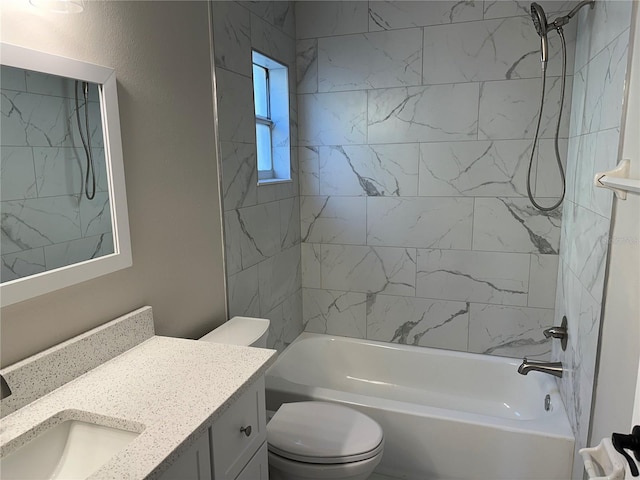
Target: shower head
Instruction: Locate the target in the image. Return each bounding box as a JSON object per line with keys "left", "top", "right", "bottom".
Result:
{"left": 530, "top": 3, "right": 549, "bottom": 66}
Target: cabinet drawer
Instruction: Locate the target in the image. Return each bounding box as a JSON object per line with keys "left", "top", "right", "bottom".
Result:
{"left": 235, "top": 443, "right": 268, "bottom": 480}
{"left": 211, "top": 377, "right": 266, "bottom": 479}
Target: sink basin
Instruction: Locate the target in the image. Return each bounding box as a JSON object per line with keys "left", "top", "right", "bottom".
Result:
{"left": 1, "top": 420, "right": 139, "bottom": 479}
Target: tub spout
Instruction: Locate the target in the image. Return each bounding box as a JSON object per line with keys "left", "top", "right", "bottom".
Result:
{"left": 517, "top": 358, "right": 563, "bottom": 378}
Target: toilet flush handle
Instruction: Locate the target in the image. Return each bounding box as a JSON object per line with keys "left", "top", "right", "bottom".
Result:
{"left": 240, "top": 425, "right": 252, "bottom": 437}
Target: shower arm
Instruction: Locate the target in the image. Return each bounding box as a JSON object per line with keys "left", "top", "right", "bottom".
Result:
{"left": 550, "top": 0, "right": 595, "bottom": 29}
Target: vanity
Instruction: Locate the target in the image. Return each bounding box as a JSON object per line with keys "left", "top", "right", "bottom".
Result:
{"left": 0, "top": 307, "right": 276, "bottom": 480}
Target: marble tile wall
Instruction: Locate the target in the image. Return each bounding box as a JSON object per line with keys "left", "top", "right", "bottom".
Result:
{"left": 550, "top": 1, "right": 633, "bottom": 476}
{"left": 1, "top": 67, "right": 112, "bottom": 282}
{"left": 212, "top": 1, "right": 303, "bottom": 351}
{"left": 296, "top": 0, "right": 579, "bottom": 360}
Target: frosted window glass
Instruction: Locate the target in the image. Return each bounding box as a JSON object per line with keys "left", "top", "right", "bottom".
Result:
{"left": 256, "top": 123, "right": 272, "bottom": 173}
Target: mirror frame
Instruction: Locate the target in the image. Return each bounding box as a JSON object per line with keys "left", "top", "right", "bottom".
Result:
{"left": 1, "top": 43, "right": 132, "bottom": 306}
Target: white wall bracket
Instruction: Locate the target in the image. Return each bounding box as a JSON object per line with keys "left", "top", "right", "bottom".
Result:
{"left": 594, "top": 159, "right": 640, "bottom": 200}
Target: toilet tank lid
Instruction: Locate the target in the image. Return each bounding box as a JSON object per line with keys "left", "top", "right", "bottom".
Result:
{"left": 199, "top": 317, "right": 269, "bottom": 346}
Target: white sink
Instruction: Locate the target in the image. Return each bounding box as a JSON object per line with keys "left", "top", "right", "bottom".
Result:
{"left": 1, "top": 420, "right": 139, "bottom": 479}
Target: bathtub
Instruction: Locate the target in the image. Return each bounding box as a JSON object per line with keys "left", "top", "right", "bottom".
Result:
{"left": 265, "top": 333, "right": 574, "bottom": 480}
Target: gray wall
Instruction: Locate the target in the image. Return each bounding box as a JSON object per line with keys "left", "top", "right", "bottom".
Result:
{"left": 0, "top": 1, "right": 227, "bottom": 367}
{"left": 211, "top": 1, "right": 303, "bottom": 351}
{"left": 295, "top": 0, "right": 576, "bottom": 359}
{"left": 550, "top": 0, "right": 634, "bottom": 476}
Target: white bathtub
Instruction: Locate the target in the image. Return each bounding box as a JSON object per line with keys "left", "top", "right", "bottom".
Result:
{"left": 265, "top": 333, "right": 574, "bottom": 480}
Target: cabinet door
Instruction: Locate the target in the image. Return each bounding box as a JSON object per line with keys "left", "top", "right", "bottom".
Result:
{"left": 158, "top": 430, "right": 212, "bottom": 480}
{"left": 211, "top": 377, "right": 266, "bottom": 479}
{"left": 235, "top": 443, "right": 268, "bottom": 480}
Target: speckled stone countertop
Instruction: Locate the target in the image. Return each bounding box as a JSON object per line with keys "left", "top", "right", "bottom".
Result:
{"left": 0, "top": 336, "right": 276, "bottom": 479}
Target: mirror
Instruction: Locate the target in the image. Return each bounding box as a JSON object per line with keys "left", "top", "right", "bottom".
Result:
{"left": 0, "top": 43, "right": 131, "bottom": 306}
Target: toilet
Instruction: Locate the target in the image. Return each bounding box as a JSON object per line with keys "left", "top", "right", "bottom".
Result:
{"left": 199, "top": 317, "right": 384, "bottom": 480}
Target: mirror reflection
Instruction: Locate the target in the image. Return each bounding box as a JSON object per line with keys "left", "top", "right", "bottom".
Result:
{"left": 1, "top": 65, "right": 114, "bottom": 283}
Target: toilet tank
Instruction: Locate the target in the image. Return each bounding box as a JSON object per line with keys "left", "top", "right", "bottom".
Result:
{"left": 199, "top": 316, "right": 270, "bottom": 348}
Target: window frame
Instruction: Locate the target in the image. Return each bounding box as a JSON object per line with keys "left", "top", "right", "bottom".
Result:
{"left": 252, "top": 50, "right": 291, "bottom": 185}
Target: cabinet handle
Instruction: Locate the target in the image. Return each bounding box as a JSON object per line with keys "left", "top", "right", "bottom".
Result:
{"left": 240, "top": 425, "right": 252, "bottom": 437}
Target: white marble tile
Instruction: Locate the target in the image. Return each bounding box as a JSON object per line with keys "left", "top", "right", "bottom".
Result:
{"left": 1, "top": 91, "right": 75, "bottom": 148}
{"left": 566, "top": 204, "right": 609, "bottom": 303}
{"left": 33, "top": 147, "right": 108, "bottom": 198}
{"left": 216, "top": 69, "right": 256, "bottom": 143}
{"left": 422, "top": 17, "right": 575, "bottom": 84}
{"left": 301, "top": 242, "right": 322, "bottom": 289}
{"left": 472, "top": 197, "right": 562, "bottom": 254}
{"left": 79, "top": 192, "right": 112, "bottom": 237}
{"left": 280, "top": 197, "right": 300, "bottom": 249}
{"left": 368, "top": 83, "right": 480, "bottom": 144}
{"left": 300, "top": 196, "right": 366, "bottom": 244}
{"left": 478, "top": 76, "right": 572, "bottom": 140}
{"left": 211, "top": 1, "right": 252, "bottom": 77}
{"left": 572, "top": 132, "right": 597, "bottom": 209}
{"left": 234, "top": 202, "right": 281, "bottom": 270}
{"left": 367, "top": 197, "right": 474, "bottom": 249}
{"left": 303, "top": 288, "right": 367, "bottom": 338}
{"left": 418, "top": 140, "right": 532, "bottom": 197}
{"left": 580, "top": 32, "right": 629, "bottom": 135}
{"left": 366, "top": 294, "right": 469, "bottom": 351}
{"left": 295, "top": 1, "right": 369, "bottom": 39}
{"left": 568, "top": 67, "right": 587, "bottom": 138}
{"left": 1, "top": 247, "right": 45, "bottom": 282}
{"left": 468, "top": 303, "right": 553, "bottom": 359}
{"left": 320, "top": 144, "right": 419, "bottom": 196}
{"left": 298, "top": 91, "right": 367, "bottom": 146}
{"left": 321, "top": 245, "right": 416, "bottom": 296}
{"left": 369, "top": 1, "right": 482, "bottom": 30}
{"left": 298, "top": 146, "right": 320, "bottom": 195}
{"left": 318, "top": 28, "right": 422, "bottom": 92}
{"left": 220, "top": 142, "right": 258, "bottom": 211}
{"left": 273, "top": 1, "right": 295, "bottom": 38}
{"left": 1, "top": 196, "right": 82, "bottom": 254}
{"left": 528, "top": 254, "right": 559, "bottom": 309}
{"left": 258, "top": 244, "right": 301, "bottom": 314}
{"left": 483, "top": 1, "right": 577, "bottom": 20}
{"left": 228, "top": 264, "right": 261, "bottom": 318}
{"left": 251, "top": 13, "right": 295, "bottom": 67}
{"left": 239, "top": 1, "right": 274, "bottom": 25}
{"left": 574, "top": 0, "right": 632, "bottom": 72}
{"left": 533, "top": 138, "right": 569, "bottom": 198}
{"left": 296, "top": 39, "right": 318, "bottom": 94}
{"left": 266, "top": 289, "right": 304, "bottom": 351}
{"left": 1, "top": 65, "right": 26, "bottom": 91}
{"left": 1, "top": 146, "right": 36, "bottom": 201}
{"left": 24, "top": 70, "right": 79, "bottom": 99}
{"left": 416, "top": 249, "right": 530, "bottom": 306}
{"left": 223, "top": 211, "right": 243, "bottom": 276}
{"left": 44, "top": 233, "right": 114, "bottom": 271}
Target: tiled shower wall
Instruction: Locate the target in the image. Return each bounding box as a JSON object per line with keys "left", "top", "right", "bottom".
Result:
{"left": 296, "top": 1, "right": 577, "bottom": 359}
{"left": 1, "top": 67, "right": 112, "bottom": 282}
{"left": 550, "top": 0, "right": 633, "bottom": 476}
{"left": 212, "top": 1, "right": 303, "bottom": 350}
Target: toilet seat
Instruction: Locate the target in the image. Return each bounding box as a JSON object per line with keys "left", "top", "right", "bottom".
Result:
{"left": 267, "top": 401, "right": 384, "bottom": 465}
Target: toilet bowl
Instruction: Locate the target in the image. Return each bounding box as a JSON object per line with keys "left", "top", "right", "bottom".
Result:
{"left": 200, "top": 317, "right": 385, "bottom": 480}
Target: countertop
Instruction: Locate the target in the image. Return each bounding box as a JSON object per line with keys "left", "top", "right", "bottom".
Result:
{"left": 0, "top": 335, "right": 277, "bottom": 479}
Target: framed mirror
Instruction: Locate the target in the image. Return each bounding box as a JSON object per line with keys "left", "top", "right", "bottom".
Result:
{"left": 1, "top": 43, "right": 131, "bottom": 306}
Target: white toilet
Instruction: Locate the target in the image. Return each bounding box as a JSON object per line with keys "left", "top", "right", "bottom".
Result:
{"left": 199, "top": 317, "right": 384, "bottom": 480}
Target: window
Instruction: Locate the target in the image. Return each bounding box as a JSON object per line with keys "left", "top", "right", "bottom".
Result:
{"left": 252, "top": 51, "right": 291, "bottom": 184}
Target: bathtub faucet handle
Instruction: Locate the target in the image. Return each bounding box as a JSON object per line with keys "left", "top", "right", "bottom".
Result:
{"left": 543, "top": 316, "right": 568, "bottom": 350}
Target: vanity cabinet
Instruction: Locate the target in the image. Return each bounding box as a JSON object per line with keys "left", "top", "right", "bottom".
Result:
{"left": 158, "top": 377, "right": 268, "bottom": 480}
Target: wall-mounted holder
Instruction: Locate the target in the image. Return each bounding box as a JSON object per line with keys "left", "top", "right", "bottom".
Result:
{"left": 579, "top": 438, "right": 626, "bottom": 480}
{"left": 594, "top": 159, "right": 640, "bottom": 200}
